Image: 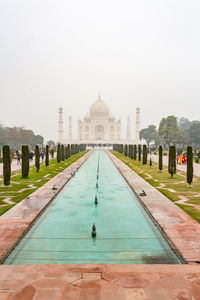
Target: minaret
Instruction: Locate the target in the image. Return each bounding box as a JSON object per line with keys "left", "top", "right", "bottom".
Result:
{"left": 68, "top": 116, "right": 72, "bottom": 141}
{"left": 58, "top": 106, "right": 64, "bottom": 143}
{"left": 135, "top": 107, "right": 140, "bottom": 144}
{"left": 126, "top": 116, "right": 131, "bottom": 141}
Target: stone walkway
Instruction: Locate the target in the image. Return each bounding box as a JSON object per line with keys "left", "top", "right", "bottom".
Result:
{"left": 0, "top": 264, "right": 200, "bottom": 300}
{"left": 150, "top": 154, "right": 200, "bottom": 177}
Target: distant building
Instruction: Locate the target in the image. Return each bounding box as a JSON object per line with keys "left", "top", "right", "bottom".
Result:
{"left": 58, "top": 95, "right": 140, "bottom": 144}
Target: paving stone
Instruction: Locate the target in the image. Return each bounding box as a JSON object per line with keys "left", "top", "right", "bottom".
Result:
{"left": 11, "top": 285, "right": 36, "bottom": 300}
{"left": 59, "top": 284, "right": 79, "bottom": 300}
{"left": 124, "top": 288, "right": 146, "bottom": 300}
{"left": 115, "top": 276, "right": 149, "bottom": 288}
{"left": 82, "top": 273, "right": 101, "bottom": 280}
{"left": 0, "top": 290, "right": 14, "bottom": 300}
{"left": 0, "top": 279, "right": 25, "bottom": 289}
{"left": 33, "top": 288, "right": 59, "bottom": 300}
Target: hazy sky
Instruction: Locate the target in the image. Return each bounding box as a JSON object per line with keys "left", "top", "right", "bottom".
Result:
{"left": 0, "top": 0, "right": 200, "bottom": 141}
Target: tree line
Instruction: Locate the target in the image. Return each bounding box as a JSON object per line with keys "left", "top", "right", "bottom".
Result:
{"left": 140, "top": 116, "right": 200, "bottom": 150}
{"left": 113, "top": 143, "right": 193, "bottom": 186}
{"left": 0, "top": 126, "right": 44, "bottom": 148}
{"left": 2, "top": 143, "right": 86, "bottom": 186}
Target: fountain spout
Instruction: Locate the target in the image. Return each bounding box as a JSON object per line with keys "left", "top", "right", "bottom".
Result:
{"left": 91, "top": 223, "right": 96, "bottom": 237}
{"left": 95, "top": 195, "right": 98, "bottom": 205}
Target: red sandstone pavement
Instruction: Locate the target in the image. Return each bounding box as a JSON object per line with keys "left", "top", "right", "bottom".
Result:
{"left": 0, "top": 264, "right": 200, "bottom": 299}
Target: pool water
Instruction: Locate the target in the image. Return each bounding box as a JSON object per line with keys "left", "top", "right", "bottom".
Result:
{"left": 4, "top": 150, "right": 183, "bottom": 264}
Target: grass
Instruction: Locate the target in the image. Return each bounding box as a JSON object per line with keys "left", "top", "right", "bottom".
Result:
{"left": 111, "top": 151, "right": 200, "bottom": 223}
{"left": 0, "top": 151, "right": 88, "bottom": 216}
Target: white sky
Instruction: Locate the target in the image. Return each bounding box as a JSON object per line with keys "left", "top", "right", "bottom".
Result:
{"left": 0, "top": 0, "right": 200, "bottom": 141}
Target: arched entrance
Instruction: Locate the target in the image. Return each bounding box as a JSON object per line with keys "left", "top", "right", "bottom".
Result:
{"left": 95, "top": 125, "right": 105, "bottom": 140}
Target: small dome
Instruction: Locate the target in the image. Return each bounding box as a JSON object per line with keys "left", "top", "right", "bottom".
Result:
{"left": 89, "top": 95, "right": 109, "bottom": 116}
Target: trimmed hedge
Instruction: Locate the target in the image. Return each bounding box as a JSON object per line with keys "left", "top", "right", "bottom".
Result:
{"left": 57, "top": 144, "right": 61, "bottom": 163}
{"left": 168, "top": 146, "right": 176, "bottom": 177}
{"left": 3, "top": 145, "right": 11, "bottom": 186}
{"left": 35, "top": 145, "right": 40, "bottom": 172}
{"left": 187, "top": 146, "right": 193, "bottom": 186}
{"left": 45, "top": 144, "right": 49, "bottom": 166}
{"left": 22, "top": 145, "right": 29, "bottom": 178}
{"left": 159, "top": 145, "right": 163, "bottom": 171}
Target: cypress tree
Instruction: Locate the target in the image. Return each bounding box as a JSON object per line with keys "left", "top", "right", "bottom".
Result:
{"left": 159, "top": 145, "right": 163, "bottom": 171}
{"left": 138, "top": 144, "right": 141, "bottom": 161}
{"left": 57, "top": 144, "right": 61, "bottom": 163}
{"left": 68, "top": 144, "right": 71, "bottom": 157}
{"left": 187, "top": 146, "right": 193, "bottom": 186}
{"left": 143, "top": 145, "right": 147, "bottom": 165}
{"left": 124, "top": 144, "right": 128, "bottom": 156}
{"left": 22, "top": 145, "right": 29, "bottom": 178}
{"left": 45, "top": 144, "right": 49, "bottom": 166}
{"left": 61, "top": 144, "right": 65, "bottom": 161}
{"left": 65, "top": 145, "right": 68, "bottom": 159}
{"left": 168, "top": 146, "right": 176, "bottom": 178}
{"left": 50, "top": 148, "right": 54, "bottom": 158}
{"left": 130, "top": 145, "right": 134, "bottom": 159}
{"left": 150, "top": 157, "right": 152, "bottom": 166}
{"left": 35, "top": 145, "right": 40, "bottom": 172}
{"left": 3, "top": 145, "right": 11, "bottom": 186}
{"left": 133, "top": 144, "right": 137, "bottom": 160}
{"left": 128, "top": 145, "right": 131, "bottom": 157}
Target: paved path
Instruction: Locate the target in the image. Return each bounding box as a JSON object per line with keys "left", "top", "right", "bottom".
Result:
{"left": 0, "top": 264, "right": 200, "bottom": 300}
{"left": 150, "top": 154, "right": 200, "bottom": 177}
{"left": 0, "top": 155, "right": 56, "bottom": 176}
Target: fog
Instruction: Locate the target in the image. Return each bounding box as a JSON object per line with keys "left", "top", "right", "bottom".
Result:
{"left": 0, "top": 0, "right": 200, "bottom": 141}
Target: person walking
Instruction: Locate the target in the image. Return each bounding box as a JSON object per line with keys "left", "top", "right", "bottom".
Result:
{"left": 16, "top": 150, "right": 21, "bottom": 165}
{"left": 41, "top": 151, "right": 44, "bottom": 162}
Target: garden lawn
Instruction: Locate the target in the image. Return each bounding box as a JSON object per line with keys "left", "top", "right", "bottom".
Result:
{"left": 112, "top": 151, "right": 200, "bottom": 223}
{"left": 0, "top": 151, "right": 88, "bottom": 216}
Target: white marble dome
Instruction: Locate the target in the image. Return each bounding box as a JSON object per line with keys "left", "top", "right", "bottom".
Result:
{"left": 89, "top": 96, "right": 109, "bottom": 116}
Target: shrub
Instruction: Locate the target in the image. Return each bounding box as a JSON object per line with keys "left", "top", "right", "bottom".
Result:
{"left": 142, "top": 145, "right": 147, "bottom": 165}
{"left": 138, "top": 145, "right": 141, "bottom": 161}
{"left": 65, "top": 146, "right": 68, "bottom": 159}
{"left": 187, "top": 146, "right": 193, "bottom": 186}
{"left": 57, "top": 144, "right": 61, "bottom": 163}
{"left": 61, "top": 144, "right": 65, "bottom": 161}
{"left": 195, "top": 158, "right": 199, "bottom": 163}
{"left": 130, "top": 145, "right": 133, "bottom": 159}
{"left": 22, "top": 145, "right": 29, "bottom": 178}
{"left": 3, "top": 145, "right": 11, "bottom": 186}
{"left": 133, "top": 144, "right": 137, "bottom": 160}
{"left": 168, "top": 146, "right": 176, "bottom": 178}
{"left": 50, "top": 148, "right": 54, "bottom": 158}
{"left": 45, "top": 144, "right": 49, "bottom": 166}
{"left": 159, "top": 145, "right": 163, "bottom": 171}
{"left": 124, "top": 144, "right": 128, "bottom": 156}
{"left": 35, "top": 145, "right": 40, "bottom": 172}
{"left": 163, "top": 152, "right": 167, "bottom": 156}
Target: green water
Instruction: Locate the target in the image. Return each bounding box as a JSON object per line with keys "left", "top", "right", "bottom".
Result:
{"left": 4, "top": 150, "right": 183, "bottom": 264}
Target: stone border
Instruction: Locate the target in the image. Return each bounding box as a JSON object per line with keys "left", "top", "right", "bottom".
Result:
{"left": 0, "top": 151, "right": 92, "bottom": 264}
{"left": 107, "top": 151, "right": 200, "bottom": 264}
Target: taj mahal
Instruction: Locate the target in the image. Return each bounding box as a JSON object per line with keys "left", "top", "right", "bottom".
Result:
{"left": 58, "top": 95, "right": 140, "bottom": 144}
